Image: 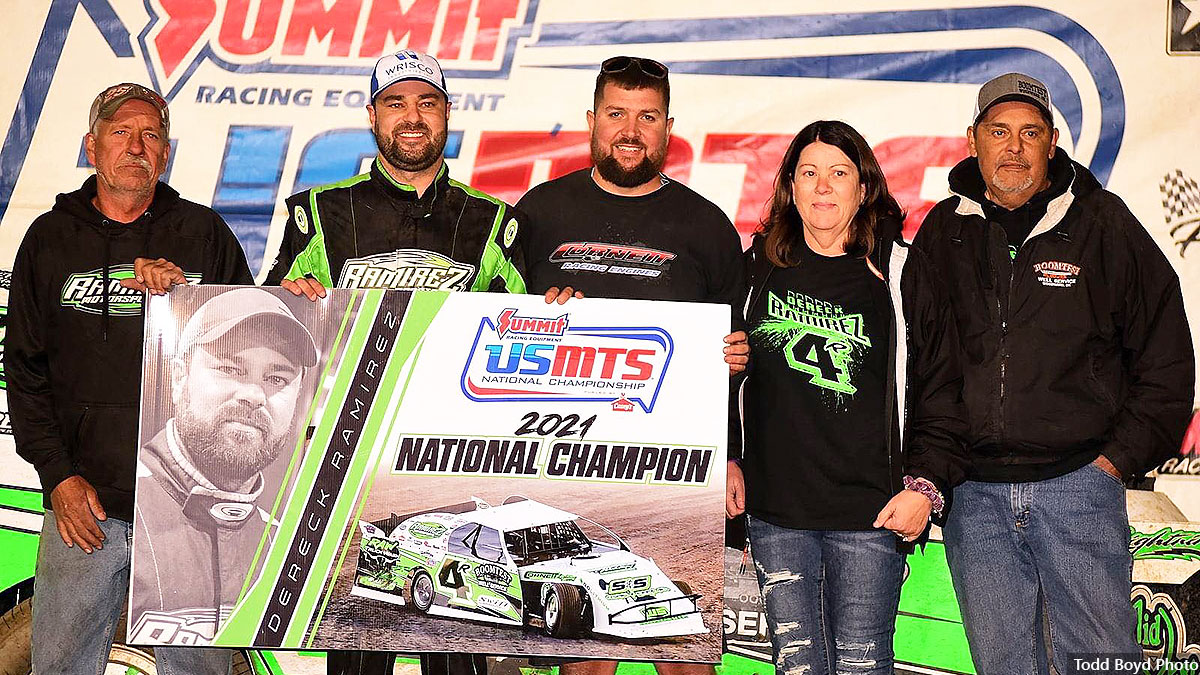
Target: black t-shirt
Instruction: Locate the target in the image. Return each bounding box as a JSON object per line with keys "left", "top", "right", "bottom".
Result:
{"left": 517, "top": 169, "right": 744, "bottom": 305}
{"left": 742, "top": 241, "right": 892, "bottom": 530}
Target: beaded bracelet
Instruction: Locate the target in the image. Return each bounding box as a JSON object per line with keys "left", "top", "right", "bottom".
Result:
{"left": 903, "top": 475, "right": 945, "bottom": 516}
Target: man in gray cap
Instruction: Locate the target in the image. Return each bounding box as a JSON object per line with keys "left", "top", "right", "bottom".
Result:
{"left": 914, "top": 73, "right": 1194, "bottom": 672}
{"left": 129, "top": 288, "right": 317, "bottom": 647}
{"left": 8, "top": 82, "right": 252, "bottom": 673}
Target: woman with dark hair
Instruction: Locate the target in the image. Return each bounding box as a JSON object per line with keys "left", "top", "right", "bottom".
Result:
{"left": 726, "top": 120, "right": 968, "bottom": 675}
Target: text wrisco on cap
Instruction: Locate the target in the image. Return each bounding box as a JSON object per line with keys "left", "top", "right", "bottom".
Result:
{"left": 370, "top": 50, "right": 449, "bottom": 100}
{"left": 973, "top": 72, "right": 1053, "bottom": 124}
{"left": 178, "top": 288, "right": 318, "bottom": 368}
{"left": 89, "top": 83, "right": 169, "bottom": 133}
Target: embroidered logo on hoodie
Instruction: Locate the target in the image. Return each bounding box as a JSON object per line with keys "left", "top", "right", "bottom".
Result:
{"left": 61, "top": 265, "right": 201, "bottom": 315}
{"left": 1033, "top": 261, "right": 1081, "bottom": 288}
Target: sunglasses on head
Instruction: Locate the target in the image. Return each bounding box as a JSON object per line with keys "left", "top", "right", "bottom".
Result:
{"left": 601, "top": 56, "right": 669, "bottom": 79}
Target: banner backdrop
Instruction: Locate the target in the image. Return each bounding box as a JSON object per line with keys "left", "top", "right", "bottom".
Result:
{"left": 2, "top": 1, "right": 1200, "bottom": 672}
{"left": 129, "top": 286, "right": 728, "bottom": 659}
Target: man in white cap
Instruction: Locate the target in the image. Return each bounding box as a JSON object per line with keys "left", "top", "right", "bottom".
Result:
{"left": 9, "top": 82, "right": 253, "bottom": 674}
{"left": 265, "top": 50, "right": 523, "bottom": 675}
{"left": 266, "top": 49, "right": 524, "bottom": 297}
{"left": 914, "top": 72, "right": 1193, "bottom": 673}
{"left": 128, "top": 288, "right": 318, "bottom": 647}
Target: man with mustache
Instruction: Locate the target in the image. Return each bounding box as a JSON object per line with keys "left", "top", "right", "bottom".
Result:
{"left": 516, "top": 56, "right": 745, "bottom": 675}
{"left": 8, "top": 82, "right": 253, "bottom": 674}
{"left": 265, "top": 49, "right": 524, "bottom": 675}
{"left": 128, "top": 288, "right": 317, "bottom": 648}
{"left": 914, "top": 73, "right": 1194, "bottom": 673}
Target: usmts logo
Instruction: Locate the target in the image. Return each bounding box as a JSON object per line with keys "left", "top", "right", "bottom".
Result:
{"left": 461, "top": 309, "right": 673, "bottom": 412}
{"left": 338, "top": 250, "right": 475, "bottom": 291}
{"left": 142, "top": 0, "right": 536, "bottom": 96}
{"left": 61, "top": 265, "right": 202, "bottom": 315}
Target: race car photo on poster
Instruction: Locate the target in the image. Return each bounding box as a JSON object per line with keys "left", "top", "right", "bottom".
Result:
{"left": 350, "top": 496, "right": 706, "bottom": 640}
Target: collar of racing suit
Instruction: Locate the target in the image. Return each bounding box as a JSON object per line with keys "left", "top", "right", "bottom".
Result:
{"left": 369, "top": 156, "right": 449, "bottom": 213}
{"left": 142, "top": 420, "right": 267, "bottom": 529}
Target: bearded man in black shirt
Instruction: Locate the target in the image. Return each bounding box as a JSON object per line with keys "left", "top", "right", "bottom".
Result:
{"left": 517, "top": 55, "right": 748, "bottom": 675}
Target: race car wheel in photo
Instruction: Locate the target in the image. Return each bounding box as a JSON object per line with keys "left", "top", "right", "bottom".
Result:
{"left": 542, "top": 583, "right": 583, "bottom": 638}
{"left": 672, "top": 579, "right": 692, "bottom": 596}
{"left": 406, "top": 569, "right": 435, "bottom": 613}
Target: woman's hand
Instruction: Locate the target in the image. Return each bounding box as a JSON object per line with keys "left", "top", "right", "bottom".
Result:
{"left": 726, "top": 460, "right": 746, "bottom": 518}
{"left": 873, "top": 489, "right": 933, "bottom": 541}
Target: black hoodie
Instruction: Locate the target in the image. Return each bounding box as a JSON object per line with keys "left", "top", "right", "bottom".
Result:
{"left": 914, "top": 151, "right": 1194, "bottom": 482}
{"left": 8, "top": 177, "right": 252, "bottom": 520}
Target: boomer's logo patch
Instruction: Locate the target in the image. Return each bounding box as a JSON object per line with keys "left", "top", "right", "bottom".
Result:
{"left": 1033, "top": 261, "right": 1081, "bottom": 288}
{"left": 461, "top": 310, "right": 673, "bottom": 413}
{"left": 338, "top": 250, "right": 475, "bottom": 291}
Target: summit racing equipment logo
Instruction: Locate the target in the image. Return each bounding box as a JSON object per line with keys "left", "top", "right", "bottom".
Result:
{"left": 496, "top": 308, "right": 568, "bottom": 339}
{"left": 549, "top": 242, "right": 677, "bottom": 279}
{"left": 61, "top": 265, "right": 202, "bottom": 316}
{"left": 461, "top": 310, "right": 673, "bottom": 412}
{"left": 337, "top": 250, "right": 475, "bottom": 291}
{"left": 141, "top": 0, "right": 536, "bottom": 96}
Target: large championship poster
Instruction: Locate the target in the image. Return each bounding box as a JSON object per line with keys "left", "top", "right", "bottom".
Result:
{"left": 129, "top": 285, "right": 729, "bottom": 659}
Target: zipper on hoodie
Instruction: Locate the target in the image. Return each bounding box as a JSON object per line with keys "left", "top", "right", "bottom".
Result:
{"left": 988, "top": 222, "right": 1012, "bottom": 455}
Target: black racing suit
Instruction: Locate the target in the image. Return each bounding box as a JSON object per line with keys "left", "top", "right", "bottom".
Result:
{"left": 266, "top": 159, "right": 524, "bottom": 675}
{"left": 266, "top": 159, "right": 525, "bottom": 294}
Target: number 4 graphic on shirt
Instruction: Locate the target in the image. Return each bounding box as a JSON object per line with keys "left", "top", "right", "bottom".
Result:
{"left": 785, "top": 329, "right": 856, "bottom": 395}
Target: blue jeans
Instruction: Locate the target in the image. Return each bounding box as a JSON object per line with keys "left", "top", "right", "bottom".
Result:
{"left": 747, "top": 517, "right": 905, "bottom": 675}
{"left": 943, "top": 462, "right": 1139, "bottom": 675}
{"left": 32, "top": 510, "right": 233, "bottom": 675}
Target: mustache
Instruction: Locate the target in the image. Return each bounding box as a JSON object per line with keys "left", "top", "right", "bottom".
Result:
{"left": 120, "top": 155, "right": 153, "bottom": 171}
{"left": 216, "top": 402, "right": 269, "bottom": 436}
{"left": 392, "top": 122, "right": 431, "bottom": 136}
{"left": 998, "top": 154, "right": 1031, "bottom": 168}
{"left": 610, "top": 136, "right": 645, "bottom": 149}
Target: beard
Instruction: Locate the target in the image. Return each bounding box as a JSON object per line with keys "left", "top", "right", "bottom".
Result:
{"left": 375, "top": 120, "right": 447, "bottom": 173}
{"left": 591, "top": 135, "right": 667, "bottom": 188}
{"left": 175, "top": 391, "right": 286, "bottom": 490}
{"left": 988, "top": 155, "right": 1035, "bottom": 194}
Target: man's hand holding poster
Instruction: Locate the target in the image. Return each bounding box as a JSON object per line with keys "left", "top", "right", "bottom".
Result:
{"left": 128, "top": 286, "right": 729, "bottom": 661}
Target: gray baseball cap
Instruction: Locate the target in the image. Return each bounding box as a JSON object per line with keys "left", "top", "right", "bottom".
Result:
{"left": 179, "top": 288, "right": 318, "bottom": 367}
{"left": 973, "top": 73, "right": 1053, "bottom": 125}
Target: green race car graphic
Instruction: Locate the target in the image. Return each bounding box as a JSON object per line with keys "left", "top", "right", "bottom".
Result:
{"left": 351, "top": 497, "right": 707, "bottom": 639}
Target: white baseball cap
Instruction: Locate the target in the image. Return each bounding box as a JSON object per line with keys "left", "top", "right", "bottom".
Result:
{"left": 370, "top": 50, "right": 448, "bottom": 101}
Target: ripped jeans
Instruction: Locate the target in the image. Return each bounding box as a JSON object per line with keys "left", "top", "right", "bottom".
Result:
{"left": 747, "top": 516, "right": 904, "bottom": 675}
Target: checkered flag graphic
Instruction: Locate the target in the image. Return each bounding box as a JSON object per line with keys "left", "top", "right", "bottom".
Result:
{"left": 1161, "top": 169, "right": 1200, "bottom": 257}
